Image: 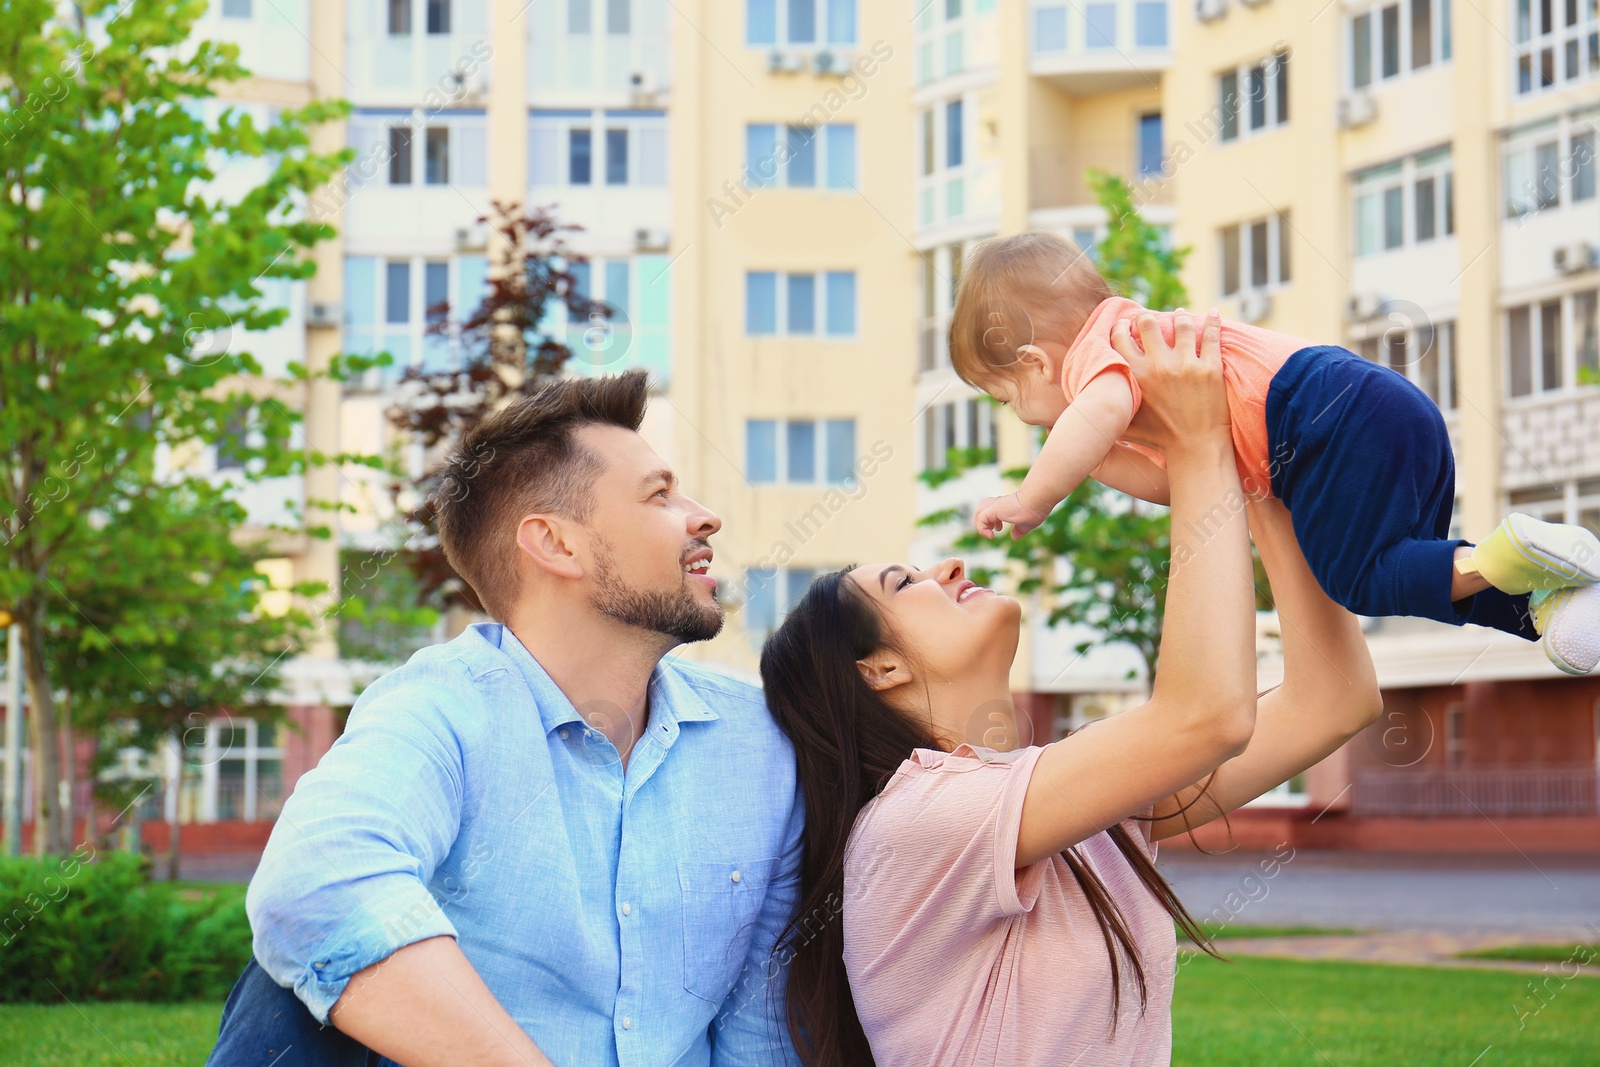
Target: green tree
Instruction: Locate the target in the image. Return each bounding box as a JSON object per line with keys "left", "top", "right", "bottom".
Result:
{"left": 919, "top": 170, "right": 1190, "bottom": 684}
{"left": 0, "top": 0, "right": 359, "bottom": 854}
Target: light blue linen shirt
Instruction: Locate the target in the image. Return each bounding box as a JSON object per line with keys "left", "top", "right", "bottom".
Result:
{"left": 247, "top": 622, "right": 804, "bottom": 1067}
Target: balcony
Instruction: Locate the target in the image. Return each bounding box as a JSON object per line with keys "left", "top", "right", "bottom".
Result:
{"left": 1352, "top": 766, "right": 1600, "bottom": 817}
{"left": 1029, "top": 0, "right": 1172, "bottom": 93}
{"left": 1029, "top": 138, "right": 1171, "bottom": 212}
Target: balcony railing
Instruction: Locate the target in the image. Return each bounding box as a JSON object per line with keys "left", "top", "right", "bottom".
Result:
{"left": 1352, "top": 766, "right": 1600, "bottom": 817}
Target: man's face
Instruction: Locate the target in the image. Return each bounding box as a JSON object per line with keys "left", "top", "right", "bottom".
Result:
{"left": 575, "top": 424, "right": 725, "bottom": 645}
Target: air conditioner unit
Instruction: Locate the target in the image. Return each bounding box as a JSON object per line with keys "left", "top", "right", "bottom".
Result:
{"left": 307, "top": 301, "right": 340, "bottom": 328}
{"left": 1346, "top": 292, "right": 1385, "bottom": 321}
{"left": 634, "top": 227, "right": 670, "bottom": 252}
{"left": 629, "top": 69, "right": 661, "bottom": 104}
{"left": 812, "top": 49, "right": 851, "bottom": 75}
{"left": 1237, "top": 289, "right": 1272, "bottom": 323}
{"left": 454, "top": 225, "right": 486, "bottom": 252}
{"left": 1337, "top": 92, "right": 1378, "bottom": 129}
{"left": 1194, "top": 0, "right": 1228, "bottom": 23}
{"left": 442, "top": 68, "right": 488, "bottom": 104}
{"left": 1553, "top": 241, "right": 1598, "bottom": 274}
{"left": 767, "top": 49, "right": 806, "bottom": 74}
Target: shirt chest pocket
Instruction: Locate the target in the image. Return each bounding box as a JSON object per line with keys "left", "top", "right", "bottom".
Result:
{"left": 677, "top": 857, "right": 780, "bottom": 1004}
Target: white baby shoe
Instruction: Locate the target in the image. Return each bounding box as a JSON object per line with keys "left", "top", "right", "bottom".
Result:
{"left": 1531, "top": 585, "right": 1600, "bottom": 676}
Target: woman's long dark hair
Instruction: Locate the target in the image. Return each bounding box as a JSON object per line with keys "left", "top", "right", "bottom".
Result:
{"left": 760, "top": 568, "right": 1223, "bottom": 1067}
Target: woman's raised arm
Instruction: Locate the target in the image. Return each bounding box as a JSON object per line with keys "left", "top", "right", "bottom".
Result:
{"left": 1148, "top": 498, "right": 1384, "bottom": 840}
{"left": 1016, "top": 310, "right": 1260, "bottom": 867}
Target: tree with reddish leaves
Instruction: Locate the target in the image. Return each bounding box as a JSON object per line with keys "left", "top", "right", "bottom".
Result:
{"left": 381, "top": 200, "right": 610, "bottom": 616}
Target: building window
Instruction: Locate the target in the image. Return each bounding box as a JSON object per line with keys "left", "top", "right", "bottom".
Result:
{"left": 427, "top": 0, "right": 450, "bottom": 34}
{"left": 1137, "top": 112, "right": 1163, "bottom": 177}
{"left": 1505, "top": 289, "right": 1600, "bottom": 398}
{"left": 745, "top": 419, "right": 858, "bottom": 484}
{"left": 424, "top": 126, "right": 449, "bottom": 185}
{"left": 1357, "top": 318, "right": 1457, "bottom": 411}
{"left": 1353, "top": 147, "right": 1453, "bottom": 256}
{"left": 746, "top": 0, "right": 857, "bottom": 46}
{"left": 745, "top": 271, "right": 857, "bottom": 337}
{"left": 1220, "top": 50, "right": 1289, "bottom": 143}
{"left": 343, "top": 254, "right": 491, "bottom": 383}
{"left": 221, "top": 0, "right": 252, "bottom": 17}
{"left": 743, "top": 567, "right": 829, "bottom": 642}
{"left": 1348, "top": 0, "right": 1451, "bottom": 90}
{"left": 918, "top": 95, "right": 970, "bottom": 225}
{"left": 746, "top": 123, "right": 857, "bottom": 189}
{"left": 1219, "top": 211, "right": 1291, "bottom": 298}
{"left": 388, "top": 126, "right": 413, "bottom": 184}
{"left": 921, "top": 397, "right": 996, "bottom": 472}
{"left": 1514, "top": 0, "right": 1599, "bottom": 96}
{"left": 1445, "top": 702, "right": 1465, "bottom": 769}
{"left": 529, "top": 110, "right": 668, "bottom": 188}
{"left": 1503, "top": 110, "right": 1600, "bottom": 218}
{"left": 388, "top": 0, "right": 411, "bottom": 35}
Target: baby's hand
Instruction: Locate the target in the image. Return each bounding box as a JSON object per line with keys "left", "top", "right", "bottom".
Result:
{"left": 974, "top": 492, "right": 1052, "bottom": 540}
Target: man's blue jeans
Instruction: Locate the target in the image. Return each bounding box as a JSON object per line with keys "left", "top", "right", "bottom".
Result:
{"left": 207, "top": 957, "right": 396, "bottom": 1066}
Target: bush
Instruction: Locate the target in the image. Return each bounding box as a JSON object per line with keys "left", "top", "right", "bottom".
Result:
{"left": 0, "top": 852, "right": 251, "bottom": 1002}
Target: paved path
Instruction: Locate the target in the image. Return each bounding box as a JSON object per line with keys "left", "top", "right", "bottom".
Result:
{"left": 1157, "top": 849, "right": 1600, "bottom": 933}
{"left": 1199, "top": 929, "right": 1600, "bottom": 977}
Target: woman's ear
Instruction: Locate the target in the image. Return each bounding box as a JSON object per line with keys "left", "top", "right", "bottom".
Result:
{"left": 856, "top": 652, "right": 910, "bottom": 693}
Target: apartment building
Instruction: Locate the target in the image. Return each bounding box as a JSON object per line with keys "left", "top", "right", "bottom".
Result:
{"left": 909, "top": 0, "right": 1180, "bottom": 747}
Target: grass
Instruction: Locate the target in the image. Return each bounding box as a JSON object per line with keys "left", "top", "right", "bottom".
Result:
{"left": 0, "top": 1002, "right": 220, "bottom": 1066}
{"left": 1173, "top": 954, "right": 1600, "bottom": 1065}
{"left": 1456, "top": 943, "right": 1598, "bottom": 963}
{"left": 3, "top": 956, "right": 1597, "bottom": 1065}
{"left": 1181, "top": 921, "right": 1367, "bottom": 942}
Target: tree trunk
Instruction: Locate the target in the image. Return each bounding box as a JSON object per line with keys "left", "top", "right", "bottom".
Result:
{"left": 60, "top": 691, "right": 74, "bottom": 845}
{"left": 167, "top": 726, "right": 182, "bottom": 883}
{"left": 19, "top": 597, "right": 66, "bottom": 856}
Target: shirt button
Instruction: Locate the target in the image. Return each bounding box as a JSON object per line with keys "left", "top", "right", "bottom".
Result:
{"left": 558, "top": 729, "right": 568, "bottom": 740}
{"left": 621, "top": 901, "right": 632, "bottom": 916}
{"left": 731, "top": 870, "right": 741, "bottom": 883}
{"left": 622, "top": 1016, "right": 632, "bottom": 1030}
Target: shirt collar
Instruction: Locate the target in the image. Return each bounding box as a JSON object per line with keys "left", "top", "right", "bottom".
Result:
{"left": 479, "top": 623, "right": 720, "bottom": 738}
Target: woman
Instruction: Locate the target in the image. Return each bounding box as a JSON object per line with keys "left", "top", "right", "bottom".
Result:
{"left": 760, "top": 312, "right": 1384, "bottom": 1066}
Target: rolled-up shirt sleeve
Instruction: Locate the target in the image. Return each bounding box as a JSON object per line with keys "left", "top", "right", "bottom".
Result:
{"left": 246, "top": 667, "right": 478, "bottom": 1023}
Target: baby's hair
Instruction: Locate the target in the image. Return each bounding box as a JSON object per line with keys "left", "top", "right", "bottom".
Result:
{"left": 948, "top": 231, "right": 1116, "bottom": 391}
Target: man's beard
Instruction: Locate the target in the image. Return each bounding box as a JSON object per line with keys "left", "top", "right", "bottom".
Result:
{"left": 589, "top": 537, "right": 724, "bottom": 643}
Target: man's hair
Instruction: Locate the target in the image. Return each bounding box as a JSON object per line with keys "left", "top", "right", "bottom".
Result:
{"left": 431, "top": 370, "right": 650, "bottom": 622}
{"left": 947, "top": 230, "right": 1116, "bottom": 390}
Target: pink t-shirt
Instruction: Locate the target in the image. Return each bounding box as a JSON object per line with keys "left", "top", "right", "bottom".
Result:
{"left": 843, "top": 743, "right": 1177, "bottom": 1067}
{"left": 1062, "top": 296, "right": 1317, "bottom": 501}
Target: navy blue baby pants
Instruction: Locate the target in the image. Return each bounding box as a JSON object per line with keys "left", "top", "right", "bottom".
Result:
{"left": 1264, "top": 345, "right": 1537, "bottom": 640}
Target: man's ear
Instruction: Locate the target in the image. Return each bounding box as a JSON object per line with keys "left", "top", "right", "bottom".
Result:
{"left": 516, "top": 514, "right": 585, "bottom": 580}
{"left": 856, "top": 651, "right": 911, "bottom": 693}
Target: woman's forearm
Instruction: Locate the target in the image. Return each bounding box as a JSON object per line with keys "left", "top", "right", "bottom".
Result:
{"left": 1151, "top": 436, "right": 1257, "bottom": 732}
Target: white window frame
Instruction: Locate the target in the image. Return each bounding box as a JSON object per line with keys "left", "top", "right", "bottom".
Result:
{"left": 1352, "top": 147, "right": 1454, "bottom": 257}
{"left": 1218, "top": 49, "right": 1289, "bottom": 144}
{"left": 747, "top": 0, "right": 857, "bottom": 49}
{"left": 921, "top": 396, "right": 997, "bottom": 472}
{"left": 1218, "top": 211, "right": 1291, "bottom": 298}
{"left": 745, "top": 417, "right": 859, "bottom": 485}
{"left": 916, "top": 92, "right": 972, "bottom": 226}
{"left": 744, "top": 270, "right": 859, "bottom": 339}
{"left": 745, "top": 122, "right": 857, "bottom": 189}
{"left": 1503, "top": 109, "right": 1600, "bottom": 220}
{"left": 1355, "top": 317, "right": 1458, "bottom": 411}
{"left": 527, "top": 109, "right": 668, "bottom": 188}
{"left": 1346, "top": 0, "right": 1451, "bottom": 92}
{"left": 1504, "top": 287, "right": 1600, "bottom": 400}
{"left": 1513, "top": 0, "right": 1600, "bottom": 97}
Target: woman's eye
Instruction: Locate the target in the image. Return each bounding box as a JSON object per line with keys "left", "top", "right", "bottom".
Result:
{"left": 898, "top": 573, "right": 914, "bottom": 590}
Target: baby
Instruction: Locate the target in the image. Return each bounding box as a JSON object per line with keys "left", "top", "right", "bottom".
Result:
{"left": 951, "top": 231, "right": 1600, "bottom": 676}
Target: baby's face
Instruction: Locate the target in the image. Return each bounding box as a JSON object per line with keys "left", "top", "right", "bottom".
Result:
{"left": 988, "top": 342, "right": 1070, "bottom": 428}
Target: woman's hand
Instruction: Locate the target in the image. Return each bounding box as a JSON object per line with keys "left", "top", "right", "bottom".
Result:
{"left": 1112, "top": 309, "right": 1230, "bottom": 459}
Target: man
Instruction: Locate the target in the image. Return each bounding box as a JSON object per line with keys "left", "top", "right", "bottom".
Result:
{"left": 208, "top": 371, "right": 803, "bottom": 1066}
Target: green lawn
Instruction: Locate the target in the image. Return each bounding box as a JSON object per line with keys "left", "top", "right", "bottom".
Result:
{"left": 1456, "top": 942, "right": 1597, "bottom": 964}
{"left": 2, "top": 955, "right": 1595, "bottom": 1066}
{"left": 1173, "top": 954, "right": 1600, "bottom": 1066}
{"left": 1181, "top": 922, "right": 1366, "bottom": 942}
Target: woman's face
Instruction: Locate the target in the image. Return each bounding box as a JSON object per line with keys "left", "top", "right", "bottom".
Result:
{"left": 846, "top": 556, "right": 1022, "bottom": 685}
